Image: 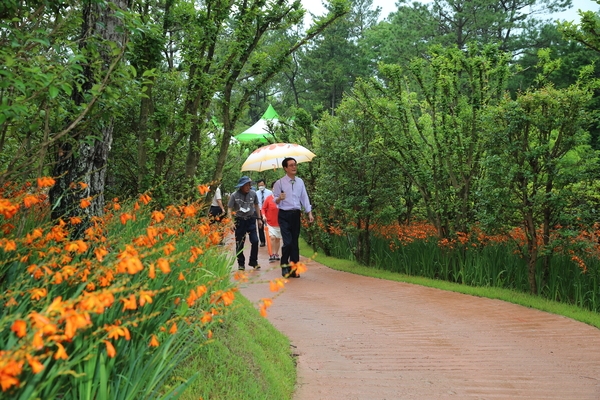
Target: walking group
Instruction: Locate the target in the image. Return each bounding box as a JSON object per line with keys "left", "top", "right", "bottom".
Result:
{"left": 226, "top": 157, "right": 313, "bottom": 278}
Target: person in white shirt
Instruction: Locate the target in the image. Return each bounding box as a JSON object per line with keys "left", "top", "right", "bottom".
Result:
{"left": 273, "top": 158, "right": 314, "bottom": 278}
{"left": 209, "top": 185, "right": 225, "bottom": 223}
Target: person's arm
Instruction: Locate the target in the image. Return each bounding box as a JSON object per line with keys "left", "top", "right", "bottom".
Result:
{"left": 299, "top": 180, "right": 314, "bottom": 223}
{"left": 227, "top": 194, "right": 236, "bottom": 218}
{"left": 255, "top": 203, "right": 263, "bottom": 226}
{"left": 216, "top": 198, "right": 224, "bottom": 213}
{"left": 216, "top": 188, "right": 225, "bottom": 213}
{"left": 274, "top": 179, "right": 286, "bottom": 204}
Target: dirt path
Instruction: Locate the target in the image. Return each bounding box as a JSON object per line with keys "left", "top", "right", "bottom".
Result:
{"left": 236, "top": 244, "right": 600, "bottom": 399}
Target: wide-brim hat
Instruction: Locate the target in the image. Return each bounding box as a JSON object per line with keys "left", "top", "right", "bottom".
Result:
{"left": 235, "top": 176, "right": 252, "bottom": 188}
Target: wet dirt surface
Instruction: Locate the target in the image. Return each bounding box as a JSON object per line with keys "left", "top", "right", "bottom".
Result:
{"left": 235, "top": 242, "right": 600, "bottom": 399}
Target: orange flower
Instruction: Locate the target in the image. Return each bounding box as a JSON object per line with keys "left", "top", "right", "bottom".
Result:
{"left": 0, "top": 357, "right": 23, "bottom": 391}
{"left": 148, "top": 263, "right": 156, "bottom": 279}
{"left": 120, "top": 213, "right": 133, "bottom": 225}
{"left": 3, "top": 240, "right": 16, "bottom": 252}
{"left": 212, "top": 290, "right": 235, "bottom": 306}
{"left": 106, "top": 324, "right": 131, "bottom": 341}
{"left": 197, "top": 185, "right": 210, "bottom": 195}
{"left": 139, "top": 194, "right": 152, "bottom": 205}
{"left": 23, "top": 195, "right": 41, "bottom": 208}
{"left": 70, "top": 216, "right": 82, "bottom": 225}
{"left": 26, "top": 354, "right": 44, "bottom": 374}
{"left": 94, "top": 246, "right": 108, "bottom": 262}
{"left": 79, "top": 182, "right": 88, "bottom": 189}
{"left": 163, "top": 243, "right": 175, "bottom": 256}
{"left": 37, "top": 177, "right": 56, "bottom": 188}
{"left": 139, "top": 291, "right": 154, "bottom": 306}
{"left": 233, "top": 270, "right": 248, "bottom": 282}
{"left": 104, "top": 340, "right": 116, "bottom": 358}
{"left": 291, "top": 262, "right": 307, "bottom": 275}
{"left": 189, "top": 246, "right": 204, "bottom": 262}
{"left": 0, "top": 199, "right": 20, "bottom": 219}
{"left": 259, "top": 298, "right": 273, "bottom": 317}
{"left": 149, "top": 334, "right": 159, "bottom": 347}
{"left": 196, "top": 285, "right": 207, "bottom": 297}
{"left": 209, "top": 232, "right": 221, "bottom": 245}
{"left": 169, "top": 323, "right": 177, "bottom": 334}
{"left": 54, "top": 343, "right": 68, "bottom": 360}
{"left": 11, "top": 320, "right": 27, "bottom": 337}
{"left": 186, "top": 289, "right": 198, "bottom": 307}
{"left": 178, "top": 272, "right": 185, "bottom": 281}
{"left": 198, "top": 224, "right": 210, "bottom": 236}
{"left": 201, "top": 312, "right": 213, "bottom": 324}
{"left": 80, "top": 197, "right": 92, "bottom": 209}
{"left": 157, "top": 258, "right": 170, "bottom": 273}
{"left": 32, "top": 331, "right": 44, "bottom": 350}
{"left": 269, "top": 278, "right": 286, "bottom": 292}
{"left": 5, "top": 297, "right": 17, "bottom": 307}
{"left": 207, "top": 330, "right": 213, "bottom": 339}
{"left": 121, "top": 294, "right": 137, "bottom": 311}
{"left": 64, "top": 240, "right": 88, "bottom": 254}
{"left": 164, "top": 227, "right": 177, "bottom": 236}
{"left": 64, "top": 311, "right": 91, "bottom": 339}
{"left": 30, "top": 288, "right": 47, "bottom": 301}
{"left": 151, "top": 210, "right": 165, "bottom": 223}
{"left": 182, "top": 205, "right": 197, "bottom": 218}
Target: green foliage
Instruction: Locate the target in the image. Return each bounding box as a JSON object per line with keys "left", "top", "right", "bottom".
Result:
{"left": 312, "top": 85, "right": 404, "bottom": 263}
{"left": 0, "top": 190, "right": 236, "bottom": 398}
{"left": 174, "top": 296, "right": 296, "bottom": 400}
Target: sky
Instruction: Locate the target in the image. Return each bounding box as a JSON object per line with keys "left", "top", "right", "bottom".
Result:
{"left": 300, "top": 0, "right": 599, "bottom": 23}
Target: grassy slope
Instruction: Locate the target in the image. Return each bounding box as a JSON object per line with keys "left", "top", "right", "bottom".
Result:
{"left": 175, "top": 296, "right": 296, "bottom": 400}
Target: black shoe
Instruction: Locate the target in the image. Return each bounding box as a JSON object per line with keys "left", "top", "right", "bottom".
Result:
{"left": 238, "top": 265, "right": 245, "bottom": 271}
{"left": 281, "top": 266, "right": 291, "bottom": 277}
{"left": 260, "top": 243, "right": 266, "bottom": 247}
{"left": 251, "top": 264, "right": 260, "bottom": 270}
{"left": 289, "top": 269, "right": 300, "bottom": 278}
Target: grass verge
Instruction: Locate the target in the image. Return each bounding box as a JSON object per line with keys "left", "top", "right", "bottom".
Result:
{"left": 173, "top": 296, "right": 296, "bottom": 400}
{"left": 300, "top": 239, "right": 600, "bottom": 330}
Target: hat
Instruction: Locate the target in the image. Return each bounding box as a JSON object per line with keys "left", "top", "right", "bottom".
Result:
{"left": 235, "top": 176, "right": 252, "bottom": 188}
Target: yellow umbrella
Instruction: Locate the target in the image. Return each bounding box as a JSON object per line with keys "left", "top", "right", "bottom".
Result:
{"left": 241, "top": 143, "right": 316, "bottom": 172}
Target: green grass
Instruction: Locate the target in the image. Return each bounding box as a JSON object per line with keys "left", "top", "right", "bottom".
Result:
{"left": 173, "top": 296, "right": 296, "bottom": 400}
{"left": 300, "top": 239, "right": 600, "bottom": 330}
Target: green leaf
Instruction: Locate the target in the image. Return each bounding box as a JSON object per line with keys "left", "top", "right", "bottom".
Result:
{"left": 49, "top": 86, "right": 59, "bottom": 99}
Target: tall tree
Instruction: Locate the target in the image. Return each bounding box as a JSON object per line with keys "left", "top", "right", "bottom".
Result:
{"left": 480, "top": 75, "right": 596, "bottom": 294}
{"left": 365, "top": 45, "right": 511, "bottom": 237}
{"left": 296, "top": 0, "right": 379, "bottom": 116}
{"left": 50, "top": 0, "right": 132, "bottom": 222}
{"left": 364, "top": 0, "right": 572, "bottom": 69}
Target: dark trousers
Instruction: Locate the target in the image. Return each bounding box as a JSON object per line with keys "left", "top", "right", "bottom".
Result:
{"left": 278, "top": 210, "right": 301, "bottom": 266}
{"left": 209, "top": 206, "right": 223, "bottom": 223}
{"left": 235, "top": 218, "right": 259, "bottom": 267}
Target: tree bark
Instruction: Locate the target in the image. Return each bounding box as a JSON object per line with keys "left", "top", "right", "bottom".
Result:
{"left": 50, "top": 0, "right": 128, "bottom": 224}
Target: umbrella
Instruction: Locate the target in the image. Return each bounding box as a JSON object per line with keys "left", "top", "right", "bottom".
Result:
{"left": 235, "top": 104, "right": 279, "bottom": 143}
{"left": 241, "top": 143, "right": 316, "bottom": 172}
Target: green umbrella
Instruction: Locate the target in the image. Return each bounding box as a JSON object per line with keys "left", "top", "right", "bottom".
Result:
{"left": 235, "top": 104, "right": 279, "bottom": 142}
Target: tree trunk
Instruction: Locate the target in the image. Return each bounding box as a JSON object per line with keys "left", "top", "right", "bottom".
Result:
{"left": 50, "top": 0, "right": 128, "bottom": 224}
{"left": 525, "top": 214, "right": 538, "bottom": 294}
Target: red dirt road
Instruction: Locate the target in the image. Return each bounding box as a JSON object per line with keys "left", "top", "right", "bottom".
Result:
{"left": 237, "top": 246, "right": 600, "bottom": 399}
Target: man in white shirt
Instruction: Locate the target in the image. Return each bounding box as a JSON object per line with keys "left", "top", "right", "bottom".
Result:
{"left": 273, "top": 158, "right": 314, "bottom": 278}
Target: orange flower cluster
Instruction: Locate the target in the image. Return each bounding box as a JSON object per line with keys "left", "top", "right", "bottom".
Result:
{"left": 0, "top": 179, "right": 240, "bottom": 394}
